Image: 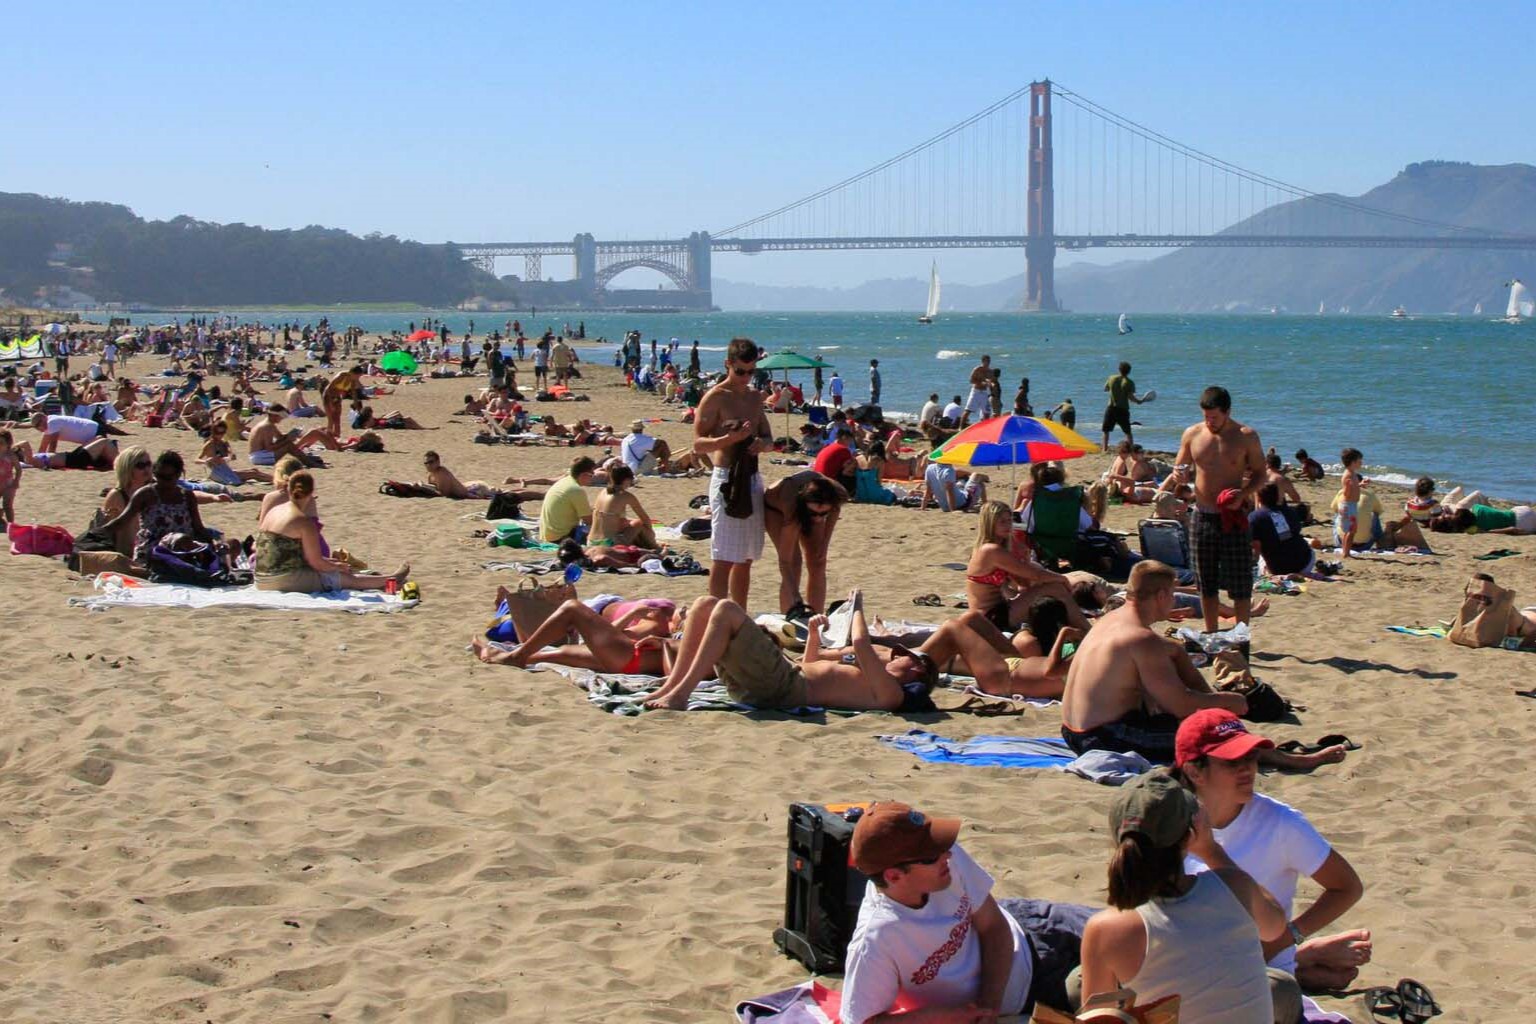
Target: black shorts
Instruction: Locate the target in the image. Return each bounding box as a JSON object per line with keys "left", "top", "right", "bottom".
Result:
{"left": 1101, "top": 404, "right": 1132, "bottom": 436}
{"left": 996, "top": 897, "right": 1096, "bottom": 1015}
{"left": 1062, "top": 707, "right": 1180, "bottom": 763}
{"left": 984, "top": 600, "right": 1012, "bottom": 632}
{"left": 1190, "top": 510, "right": 1254, "bottom": 600}
{"left": 63, "top": 447, "right": 108, "bottom": 471}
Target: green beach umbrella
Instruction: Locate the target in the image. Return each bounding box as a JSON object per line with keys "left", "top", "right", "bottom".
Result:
{"left": 379, "top": 350, "right": 419, "bottom": 374}
{"left": 756, "top": 349, "right": 833, "bottom": 441}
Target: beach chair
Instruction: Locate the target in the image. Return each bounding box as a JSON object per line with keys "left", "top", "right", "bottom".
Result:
{"left": 806, "top": 406, "right": 829, "bottom": 428}
{"left": 1027, "top": 485, "right": 1084, "bottom": 569}
{"left": 1138, "top": 518, "right": 1191, "bottom": 569}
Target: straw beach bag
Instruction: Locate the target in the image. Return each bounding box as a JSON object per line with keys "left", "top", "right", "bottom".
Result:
{"left": 1030, "top": 987, "right": 1180, "bottom": 1024}
{"left": 1448, "top": 574, "right": 1516, "bottom": 649}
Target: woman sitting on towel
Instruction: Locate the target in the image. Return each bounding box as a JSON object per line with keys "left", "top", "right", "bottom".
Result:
{"left": 852, "top": 442, "right": 898, "bottom": 506}
{"left": 254, "top": 470, "right": 409, "bottom": 593}
{"left": 763, "top": 471, "right": 848, "bottom": 617}
{"left": 470, "top": 589, "right": 681, "bottom": 672}
{"left": 97, "top": 450, "right": 232, "bottom": 571}
{"left": 588, "top": 465, "right": 658, "bottom": 549}
{"left": 965, "top": 500, "right": 1088, "bottom": 633}
{"left": 1175, "top": 711, "right": 1372, "bottom": 994}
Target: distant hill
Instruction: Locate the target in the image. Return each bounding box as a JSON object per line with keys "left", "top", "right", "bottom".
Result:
{"left": 716, "top": 162, "right": 1536, "bottom": 314}
{"left": 0, "top": 192, "right": 511, "bottom": 306}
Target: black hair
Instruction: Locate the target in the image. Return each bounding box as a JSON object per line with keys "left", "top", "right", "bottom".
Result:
{"left": 794, "top": 476, "right": 846, "bottom": 533}
{"left": 1026, "top": 596, "right": 1070, "bottom": 652}
{"left": 1118, "top": 361, "right": 1131, "bottom": 375}
{"left": 153, "top": 450, "right": 184, "bottom": 479}
{"left": 1199, "top": 386, "right": 1232, "bottom": 412}
{"left": 1415, "top": 476, "right": 1436, "bottom": 497}
{"left": 606, "top": 464, "right": 634, "bottom": 494}
{"left": 1265, "top": 452, "right": 1281, "bottom": 470}
{"left": 1257, "top": 482, "right": 1280, "bottom": 507}
{"left": 1341, "top": 447, "right": 1362, "bottom": 467}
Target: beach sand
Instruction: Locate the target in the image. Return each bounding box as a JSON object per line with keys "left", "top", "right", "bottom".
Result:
{"left": 1, "top": 351, "right": 1534, "bottom": 1023}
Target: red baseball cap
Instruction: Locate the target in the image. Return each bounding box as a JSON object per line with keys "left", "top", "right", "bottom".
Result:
{"left": 1175, "top": 709, "right": 1274, "bottom": 767}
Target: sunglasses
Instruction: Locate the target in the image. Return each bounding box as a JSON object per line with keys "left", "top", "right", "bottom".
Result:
{"left": 133, "top": 460, "right": 152, "bottom": 469}
{"left": 898, "top": 853, "right": 943, "bottom": 868}
{"left": 731, "top": 364, "right": 756, "bottom": 376}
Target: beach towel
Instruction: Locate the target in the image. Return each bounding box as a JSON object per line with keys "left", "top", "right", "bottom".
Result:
{"left": 876, "top": 729, "right": 1074, "bottom": 769}
{"left": 1385, "top": 624, "right": 1451, "bottom": 639}
{"left": 1474, "top": 548, "right": 1523, "bottom": 561}
{"left": 734, "top": 981, "right": 1351, "bottom": 1024}
{"left": 68, "top": 573, "right": 418, "bottom": 614}
{"left": 509, "top": 658, "right": 836, "bottom": 716}
{"left": 956, "top": 684, "right": 1058, "bottom": 709}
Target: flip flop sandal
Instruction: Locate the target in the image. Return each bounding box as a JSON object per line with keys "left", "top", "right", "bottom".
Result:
{"left": 1276, "top": 734, "right": 1361, "bottom": 755}
{"left": 1516, "top": 689, "right": 1536, "bottom": 699}
{"left": 1397, "top": 978, "right": 1441, "bottom": 1023}
{"left": 784, "top": 601, "right": 815, "bottom": 623}
{"left": 1363, "top": 986, "right": 1402, "bottom": 1022}
{"left": 687, "top": 494, "right": 710, "bottom": 509}
{"left": 912, "top": 593, "right": 942, "bottom": 607}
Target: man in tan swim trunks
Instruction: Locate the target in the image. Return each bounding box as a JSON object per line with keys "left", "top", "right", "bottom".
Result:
{"left": 644, "top": 589, "right": 936, "bottom": 711}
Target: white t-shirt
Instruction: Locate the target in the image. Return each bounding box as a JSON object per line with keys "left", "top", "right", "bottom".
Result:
{"left": 919, "top": 400, "right": 941, "bottom": 426}
{"left": 840, "top": 845, "right": 1033, "bottom": 1024}
{"left": 103, "top": 342, "right": 118, "bottom": 362}
{"left": 1185, "top": 793, "right": 1331, "bottom": 973}
{"left": 621, "top": 432, "right": 657, "bottom": 472}
{"left": 942, "top": 402, "right": 963, "bottom": 422}
{"left": 45, "top": 414, "right": 101, "bottom": 444}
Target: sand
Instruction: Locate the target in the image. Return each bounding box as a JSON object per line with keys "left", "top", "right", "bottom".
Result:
{"left": 1, "top": 347, "right": 1534, "bottom": 1023}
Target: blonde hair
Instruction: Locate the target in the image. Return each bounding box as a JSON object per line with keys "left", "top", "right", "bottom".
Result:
{"left": 1085, "top": 481, "right": 1108, "bottom": 523}
{"left": 271, "top": 455, "right": 305, "bottom": 488}
{"left": 1127, "top": 560, "right": 1177, "bottom": 601}
{"left": 114, "top": 445, "right": 149, "bottom": 494}
{"left": 973, "top": 500, "right": 1013, "bottom": 551}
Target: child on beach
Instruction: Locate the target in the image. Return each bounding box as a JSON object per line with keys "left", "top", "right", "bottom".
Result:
{"left": 1294, "top": 449, "right": 1325, "bottom": 481}
{"left": 0, "top": 430, "right": 22, "bottom": 525}
{"left": 1405, "top": 476, "right": 1440, "bottom": 523}
{"left": 1334, "top": 448, "right": 1364, "bottom": 558}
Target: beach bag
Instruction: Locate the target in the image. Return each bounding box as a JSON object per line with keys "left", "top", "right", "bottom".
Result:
{"left": 1449, "top": 575, "right": 1517, "bottom": 649}
{"left": 379, "top": 480, "right": 438, "bottom": 498}
{"left": 502, "top": 577, "right": 577, "bottom": 645}
{"left": 8, "top": 523, "right": 75, "bottom": 557}
{"left": 486, "top": 493, "right": 523, "bottom": 521}
{"left": 678, "top": 516, "right": 712, "bottom": 540}
{"left": 1212, "top": 650, "right": 1292, "bottom": 722}
{"left": 1032, "top": 988, "right": 1180, "bottom": 1024}
{"left": 72, "top": 509, "right": 120, "bottom": 554}
{"left": 147, "top": 541, "right": 249, "bottom": 588}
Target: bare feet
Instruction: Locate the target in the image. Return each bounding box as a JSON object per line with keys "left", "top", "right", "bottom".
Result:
{"left": 391, "top": 562, "right": 411, "bottom": 583}
{"left": 470, "top": 635, "right": 529, "bottom": 667}
{"left": 1296, "top": 929, "right": 1372, "bottom": 990}
{"left": 1251, "top": 597, "right": 1271, "bottom": 617}
{"left": 643, "top": 691, "right": 691, "bottom": 711}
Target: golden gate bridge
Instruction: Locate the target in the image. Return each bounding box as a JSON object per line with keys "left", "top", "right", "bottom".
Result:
{"left": 456, "top": 80, "right": 1536, "bottom": 310}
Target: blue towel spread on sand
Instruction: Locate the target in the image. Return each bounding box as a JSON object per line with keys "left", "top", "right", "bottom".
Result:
{"left": 876, "top": 729, "right": 1073, "bottom": 768}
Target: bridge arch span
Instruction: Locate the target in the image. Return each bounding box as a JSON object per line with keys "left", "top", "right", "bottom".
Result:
{"left": 595, "top": 258, "right": 692, "bottom": 292}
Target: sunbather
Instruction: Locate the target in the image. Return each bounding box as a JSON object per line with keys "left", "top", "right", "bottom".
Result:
{"left": 255, "top": 471, "right": 409, "bottom": 592}
{"left": 470, "top": 590, "right": 680, "bottom": 673}
{"left": 420, "top": 451, "right": 542, "bottom": 502}
{"left": 588, "top": 465, "right": 657, "bottom": 548}
{"left": 915, "top": 599, "right": 1081, "bottom": 699}
{"left": 642, "top": 589, "right": 937, "bottom": 711}
{"left": 966, "top": 501, "right": 1089, "bottom": 633}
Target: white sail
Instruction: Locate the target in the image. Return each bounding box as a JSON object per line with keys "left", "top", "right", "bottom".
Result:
{"left": 1117, "top": 313, "right": 1132, "bottom": 334}
{"left": 924, "top": 263, "right": 941, "bottom": 319}
{"left": 1474, "top": 302, "right": 1483, "bottom": 315}
{"left": 1507, "top": 279, "right": 1529, "bottom": 320}
{"left": 1318, "top": 301, "right": 1325, "bottom": 315}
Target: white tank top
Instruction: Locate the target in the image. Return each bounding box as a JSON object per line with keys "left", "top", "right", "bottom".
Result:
{"left": 1128, "top": 872, "right": 1273, "bottom": 1023}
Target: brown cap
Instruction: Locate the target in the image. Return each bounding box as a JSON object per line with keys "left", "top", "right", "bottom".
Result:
{"left": 851, "top": 802, "right": 960, "bottom": 876}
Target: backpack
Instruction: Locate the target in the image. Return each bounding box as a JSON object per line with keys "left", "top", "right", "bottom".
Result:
{"left": 148, "top": 541, "right": 249, "bottom": 588}
{"left": 486, "top": 493, "right": 523, "bottom": 521}
{"left": 1212, "top": 650, "right": 1294, "bottom": 722}
{"left": 1449, "top": 574, "right": 1517, "bottom": 649}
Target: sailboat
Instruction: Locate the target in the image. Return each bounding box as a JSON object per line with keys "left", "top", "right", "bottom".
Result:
{"left": 1318, "top": 301, "right": 1326, "bottom": 315}
{"left": 1503, "top": 279, "right": 1531, "bottom": 323}
{"left": 1474, "top": 301, "right": 1483, "bottom": 316}
{"left": 1117, "top": 313, "right": 1133, "bottom": 335}
{"left": 917, "top": 262, "right": 940, "bottom": 324}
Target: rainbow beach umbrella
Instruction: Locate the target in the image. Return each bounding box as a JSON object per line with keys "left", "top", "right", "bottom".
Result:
{"left": 928, "top": 415, "right": 1097, "bottom": 473}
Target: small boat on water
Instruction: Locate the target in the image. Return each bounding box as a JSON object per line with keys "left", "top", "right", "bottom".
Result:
{"left": 1390, "top": 306, "right": 1408, "bottom": 318}
{"left": 1503, "top": 279, "right": 1532, "bottom": 323}
{"left": 1474, "top": 301, "right": 1484, "bottom": 316}
{"left": 1318, "top": 301, "right": 1326, "bottom": 315}
{"left": 917, "top": 262, "right": 940, "bottom": 324}
{"left": 1117, "top": 313, "right": 1133, "bottom": 335}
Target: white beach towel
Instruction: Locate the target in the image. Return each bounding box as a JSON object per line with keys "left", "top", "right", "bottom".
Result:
{"left": 68, "top": 573, "right": 418, "bottom": 614}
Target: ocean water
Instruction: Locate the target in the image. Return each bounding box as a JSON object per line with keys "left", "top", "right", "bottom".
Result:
{"left": 162, "top": 309, "right": 1535, "bottom": 500}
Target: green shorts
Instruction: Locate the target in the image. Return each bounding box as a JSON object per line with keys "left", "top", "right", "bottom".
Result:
{"left": 717, "top": 624, "right": 810, "bottom": 708}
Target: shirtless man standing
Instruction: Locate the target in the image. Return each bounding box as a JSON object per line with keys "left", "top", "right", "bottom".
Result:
{"left": 1174, "top": 386, "right": 1267, "bottom": 634}
{"left": 962, "top": 354, "right": 993, "bottom": 427}
{"left": 693, "top": 337, "right": 772, "bottom": 606}
{"left": 644, "top": 589, "right": 936, "bottom": 711}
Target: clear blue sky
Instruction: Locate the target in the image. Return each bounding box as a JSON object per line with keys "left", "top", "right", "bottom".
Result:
{"left": 10, "top": 1, "right": 1532, "bottom": 288}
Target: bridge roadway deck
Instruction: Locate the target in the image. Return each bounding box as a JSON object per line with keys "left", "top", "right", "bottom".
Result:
{"left": 456, "top": 233, "right": 1536, "bottom": 257}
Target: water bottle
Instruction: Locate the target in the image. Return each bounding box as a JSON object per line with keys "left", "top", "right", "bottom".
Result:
{"left": 563, "top": 563, "right": 583, "bottom": 585}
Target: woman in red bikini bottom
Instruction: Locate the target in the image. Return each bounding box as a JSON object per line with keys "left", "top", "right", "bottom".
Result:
{"left": 470, "top": 590, "right": 680, "bottom": 672}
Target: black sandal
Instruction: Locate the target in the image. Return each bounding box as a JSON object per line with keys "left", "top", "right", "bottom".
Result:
{"left": 1276, "top": 734, "right": 1361, "bottom": 755}
{"left": 1397, "top": 978, "right": 1441, "bottom": 1023}
{"left": 1363, "top": 986, "right": 1402, "bottom": 1022}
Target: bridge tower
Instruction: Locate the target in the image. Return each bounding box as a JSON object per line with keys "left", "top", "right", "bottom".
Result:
{"left": 574, "top": 233, "right": 597, "bottom": 300}
{"left": 686, "top": 231, "right": 713, "bottom": 308}
{"left": 1024, "top": 79, "right": 1060, "bottom": 312}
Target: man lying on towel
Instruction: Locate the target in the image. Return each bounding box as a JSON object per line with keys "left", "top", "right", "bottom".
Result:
{"left": 1060, "top": 560, "right": 1347, "bottom": 772}
{"left": 643, "top": 589, "right": 936, "bottom": 711}
{"left": 840, "top": 801, "right": 1092, "bottom": 1024}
